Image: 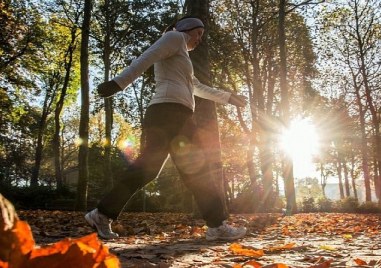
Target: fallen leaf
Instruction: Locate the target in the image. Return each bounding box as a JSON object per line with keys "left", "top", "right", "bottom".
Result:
{"left": 229, "top": 243, "right": 264, "bottom": 258}
{"left": 1, "top": 197, "right": 35, "bottom": 268}
{"left": 354, "top": 258, "right": 367, "bottom": 266}
{"left": 25, "top": 234, "right": 120, "bottom": 268}
{"left": 0, "top": 194, "right": 120, "bottom": 268}
{"left": 342, "top": 234, "right": 352, "bottom": 240}
{"left": 0, "top": 260, "right": 9, "bottom": 268}
{"left": 265, "top": 243, "right": 296, "bottom": 253}
{"left": 319, "top": 245, "right": 337, "bottom": 251}
{"left": 242, "top": 260, "right": 262, "bottom": 267}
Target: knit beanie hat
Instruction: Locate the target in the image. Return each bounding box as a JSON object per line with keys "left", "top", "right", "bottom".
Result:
{"left": 175, "top": 18, "right": 204, "bottom": 32}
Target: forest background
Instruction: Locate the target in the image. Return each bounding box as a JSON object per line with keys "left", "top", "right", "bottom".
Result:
{"left": 1, "top": 0, "right": 381, "bottom": 215}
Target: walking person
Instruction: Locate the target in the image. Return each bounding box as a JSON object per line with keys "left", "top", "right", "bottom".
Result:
{"left": 85, "top": 16, "right": 247, "bottom": 241}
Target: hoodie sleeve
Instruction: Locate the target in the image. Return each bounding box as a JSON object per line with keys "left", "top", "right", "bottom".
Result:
{"left": 192, "top": 76, "right": 231, "bottom": 104}
{"left": 113, "top": 32, "right": 183, "bottom": 90}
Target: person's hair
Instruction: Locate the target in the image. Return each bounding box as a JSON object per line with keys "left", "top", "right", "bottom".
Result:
{"left": 164, "top": 15, "right": 203, "bottom": 33}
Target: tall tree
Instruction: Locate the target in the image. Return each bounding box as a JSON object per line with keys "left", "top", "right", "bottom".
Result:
{"left": 278, "top": 0, "right": 323, "bottom": 213}
{"left": 30, "top": 80, "right": 56, "bottom": 187}
{"left": 97, "top": 0, "right": 115, "bottom": 191}
{"left": 30, "top": 17, "right": 79, "bottom": 187}
{"left": 350, "top": 0, "right": 381, "bottom": 204}
{"left": 1, "top": 0, "right": 48, "bottom": 187}
{"left": 184, "top": 0, "right": 228, "bottom": 213}
{"left": 48, "top": 0, "right": 81, "bottom": 189}
{"left": 76, "top": 0, "right": 92, "bottom": 210}
{"left": 317, "top": 0, "right": 381, "bottom": 203}
{"left": 279, "top": 0, "right": 324, "bottom": 214}
{"left": 209, "top": 0, "right": 280, "bottom": 211}
{"left": 92, "top": 0, "right": 179, "bottom": 194}
{"left": 0, "top": 0, "right": 44, "bottom": 87}
{"left": 208, "top": 0, "right": 320, "bottom": 212}
{"left": 278, "top": 0, "right": 296, "bottom": 214}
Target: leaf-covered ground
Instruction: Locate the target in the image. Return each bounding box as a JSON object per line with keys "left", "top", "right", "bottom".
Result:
{"left": 19, "top": 211, "right": 381, "bottom": 267}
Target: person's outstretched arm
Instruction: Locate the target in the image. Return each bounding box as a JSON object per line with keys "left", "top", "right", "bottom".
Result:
{"left": 98, "top": 32, "right": 183, "bottom": 98}
{"left": 192, "top": 76, "right": 247, "bottom": 107}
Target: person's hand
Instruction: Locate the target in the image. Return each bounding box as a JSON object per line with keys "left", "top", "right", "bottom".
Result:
{"left": 97, "top": 80, "right": 122, "bottom": 98}
{"left": 228, "top": 94, "right": 247, "bottom": 107}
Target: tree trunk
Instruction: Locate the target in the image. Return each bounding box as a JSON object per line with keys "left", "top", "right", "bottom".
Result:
{"left": 53, "top": 26, "right": 77, "bottom": 190}
{"left": 354, "top": 1, "right": 381, "bottom": 204}
{"left": 373, "top": 159, "right": 380, "bottom": 200}
{"left": 361, "top": 58, "right": 381, "bottom": 202}
{"left": 278, "top": 0, "right": 296, "bottom": 214}
{"left": 75, "top": 0, "right": 92, "bottom": 211}
{"left": 185, "top": 0, "right": 228, "bottom": 213}
{"left": 31, "top": 129, "right": 44, "bottom": 187}
{"left": 249, "top": 0, "right": 274, "bottom": 209}
{"left": 350, "top": 149, "right": 358, "bottom": 200}
{"left": 343, "top": 160, "right": 350, "bottom": 197}
{"left": 247, "top": 138, "right": 258, "bottom": 189}
{"left": 336, "top": 159, "right": 344, "bottom": 199}
{"left": 31, "top": 90, "right": 54, "bottom": 187}
{"left": 320, "top": 163, "right": 327, "bottom": 198}
{"left": 354, "top": 85, "right": 371, "bottom": 202}
{"left": 103, "top": 0, "right": 114, "bottom": 192}
{"left": 52, "top": 115, "right": 63, "bottom": 189}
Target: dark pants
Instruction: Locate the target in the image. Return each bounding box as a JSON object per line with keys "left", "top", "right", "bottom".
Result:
{"left": 97, "top": 103, "right": 228, "bottom": 227}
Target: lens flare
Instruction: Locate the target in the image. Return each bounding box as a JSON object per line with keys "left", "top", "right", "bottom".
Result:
{"left": 118, "top": 136, "right": 137, "bottom": 160}
{"left": 75, "top": 137, "right": 83, "bottom": 147}
{"left": 102, "top": 138, "right": 111, "bottom": 147}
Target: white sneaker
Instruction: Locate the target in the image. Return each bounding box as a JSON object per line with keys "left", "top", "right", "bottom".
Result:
{"left": 206, "top": 221, "right": 247, "bottom": 241}
{"left": 85, "top": 209, "right": 119, "bottom": 239}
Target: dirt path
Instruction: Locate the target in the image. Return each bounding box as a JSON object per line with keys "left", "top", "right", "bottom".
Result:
{"left": 19, "top": 211, "right": 381, "bottom": 267}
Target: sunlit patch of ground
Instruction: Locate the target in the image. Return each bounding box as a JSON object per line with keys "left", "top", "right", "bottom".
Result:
{"left": 18, "top": 211, "right": 381, "bottom": 267}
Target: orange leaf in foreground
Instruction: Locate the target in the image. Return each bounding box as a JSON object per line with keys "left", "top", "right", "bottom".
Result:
{"left": 26, "top": 233, "right": 120, "bottom": 268}
{"left": 0, "top": 193, "right": 34, "bottom": 266}
{"left": 0, "top": 260, "right": 9, "bottom": 268}
{"left": 229, "top": 243, "right": 264, "bottom": 258}
{"left": 1, "top": 194, "right": 120, "bottom": 268}
{"left": 12, "top": 221, "right": 36, "bottom": 254}
{"left": 354, "top": 258, "right": 367, "bottom": 266}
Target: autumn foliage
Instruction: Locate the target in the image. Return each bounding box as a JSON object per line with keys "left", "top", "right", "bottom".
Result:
{"left": 0, "top": 194, "right": 120, "bottom": 268}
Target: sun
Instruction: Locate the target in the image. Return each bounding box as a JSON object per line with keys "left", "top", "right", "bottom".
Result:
{"left": 280, "top": 118, "right": 319, "bottom": 178}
